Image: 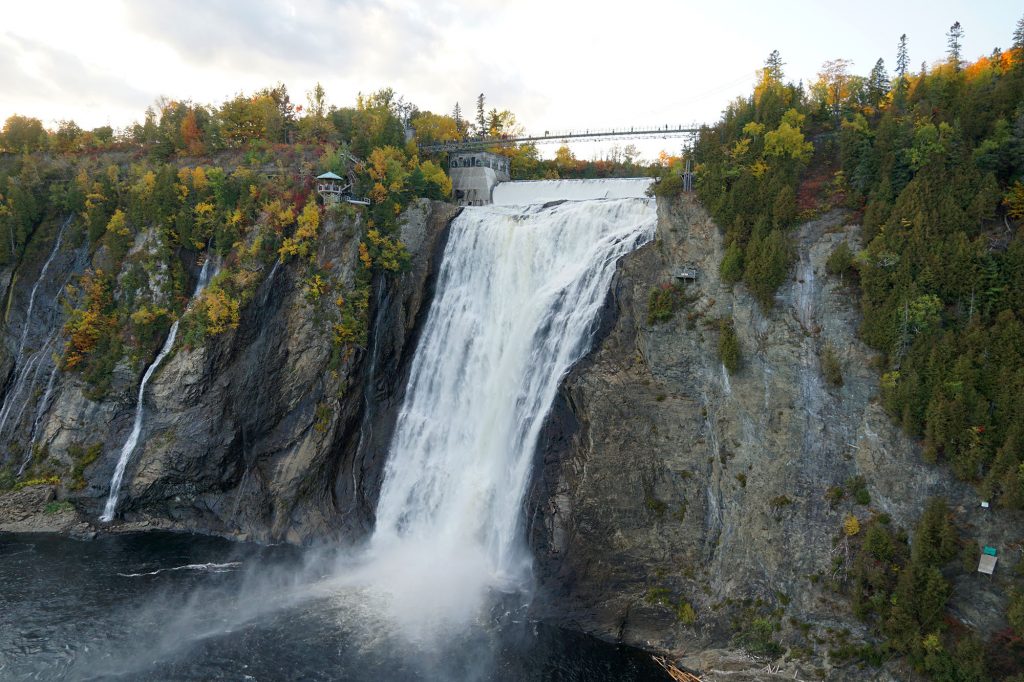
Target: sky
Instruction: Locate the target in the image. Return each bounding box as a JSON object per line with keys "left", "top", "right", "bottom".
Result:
{"left": 1, "top": 1, "right": 1019, "bottom": 160}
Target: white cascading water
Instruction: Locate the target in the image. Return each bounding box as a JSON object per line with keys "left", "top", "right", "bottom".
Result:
{"left": 356, "top": 183, "right": 656, "bottom": 635}
{"left": 0, "top": 218, "right": 70, "bottom": 438}
{"left": 101, "top": 257, "right": 216, "bottom": 522}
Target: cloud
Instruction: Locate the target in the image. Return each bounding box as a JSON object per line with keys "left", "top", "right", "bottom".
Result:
{"left": 0, "top": 32, "right": 153, "bottom": 122}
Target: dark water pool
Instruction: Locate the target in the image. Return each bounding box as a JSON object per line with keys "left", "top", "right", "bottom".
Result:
{"left": 0, "top": 532, "right": 666, "bottom": 681}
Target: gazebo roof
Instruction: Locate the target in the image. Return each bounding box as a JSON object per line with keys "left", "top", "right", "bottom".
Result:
{"left": 317, "top": 171, "right": 343, "bottom": 180}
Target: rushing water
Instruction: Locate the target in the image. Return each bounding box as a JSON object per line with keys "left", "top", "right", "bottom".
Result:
{"left": 101, "top": 258, "right": 216, "bottom": 522}
{"left": 5, "top": 183, "right": 665, "bottom": 679}
{"left": 0, "top": 532, "right": 666, "bottom": 680}
{"left": 365, "top": 193, "right": 656, "bottom": 635}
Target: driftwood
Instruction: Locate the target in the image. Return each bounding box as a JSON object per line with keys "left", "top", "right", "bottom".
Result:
{"left": 652, "top": 655, "right": 702, "bottom": 681}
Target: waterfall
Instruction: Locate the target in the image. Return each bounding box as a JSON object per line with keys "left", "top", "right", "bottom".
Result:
{"left": 360, "top": 191, "right": 655, "bottom": 632}
{"left": 0, "top": 218, "right": 69, "bottom": 440}
{"left": 100, "top": 258, "right": 216, "bottom": 522}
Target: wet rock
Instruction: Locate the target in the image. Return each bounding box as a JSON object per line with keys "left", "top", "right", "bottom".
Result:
{"left": 530, "top": 195, "right": 1022, "bottom": 665}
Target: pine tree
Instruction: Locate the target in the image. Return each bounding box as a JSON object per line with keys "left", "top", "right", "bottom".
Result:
{"left": 475, "top": 93, "right": 486, "bottom": 137}
{"left": 895, "top": 34, "right": 910, "bottom": 106}
{"left": 867, "top": 58, "right": 890, "bottom": 108}
{"left": 452, "top": 102, "right": 464, "bottom": 135}
{"left": 947, "top": 21, "right": 964, "bottom": 70}
{"left": 1014, "top": 14, "right": 1024, "bottom": 66}
{"left": 764, "top": 50, "right": 784, "bottom": 82}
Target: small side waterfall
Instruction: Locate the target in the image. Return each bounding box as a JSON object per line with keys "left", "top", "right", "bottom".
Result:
{"left": 0, "top": 218, "right": 70, "bottom": 444}
{"left": 100, "top": 258, "right": 216, "bottom": 522}
{"left": 358, "top": 192, "right": 656, "bottom": 632}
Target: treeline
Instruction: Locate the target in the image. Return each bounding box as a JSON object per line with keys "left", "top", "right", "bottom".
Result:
{"left": 693, "top": 16, "right": 1024, "bottom": 678}
{"left": 695, "top": 18, "right": 1024, "bottom": 502}
{"left": 0, "top": 85, "right": 456, "bottom": 405}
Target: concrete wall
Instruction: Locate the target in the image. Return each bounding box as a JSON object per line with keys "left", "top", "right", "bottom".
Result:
{"left": 450, "top": 166, "right": 499, "bottom": 206}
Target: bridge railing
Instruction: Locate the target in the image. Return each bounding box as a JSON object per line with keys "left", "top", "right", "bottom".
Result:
{"left": 418, "top": 124, "right": 702, "bottom": 154}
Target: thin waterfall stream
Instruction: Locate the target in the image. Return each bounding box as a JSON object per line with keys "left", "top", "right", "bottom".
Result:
{"left": 101, "top": 257, "right": 217, "bottom": 522}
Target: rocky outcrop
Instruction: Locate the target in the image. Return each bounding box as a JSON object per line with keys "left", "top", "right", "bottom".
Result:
{"left": 530, "top": 195, "right": 1022, "bottom": 678}
{"left": 0, "top": 199, "right": 457, "bottom": 544}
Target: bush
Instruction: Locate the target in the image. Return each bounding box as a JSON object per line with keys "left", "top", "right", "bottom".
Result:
{"left": 825, "top": 241, "right": 855, "bottom": 277}
{"left": 820, "top": 343, "right": 843, "bottom": 386}
{"left": 718, "top": 318, "right": 741, "bottom": 374}
{"left": 720, "top": 241, "right": 744, "bottom": 284}
{"left": 651, "top": 173, "right": 684, "bottom": 197}
{"left": 647, "top": 282, "right": 688, "bottom": 324}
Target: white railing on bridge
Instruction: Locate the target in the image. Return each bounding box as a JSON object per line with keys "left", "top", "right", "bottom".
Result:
{"left": 418, "top": 124, "right": 703, "bottom": 153}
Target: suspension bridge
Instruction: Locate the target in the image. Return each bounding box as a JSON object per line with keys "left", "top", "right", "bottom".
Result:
{"left": 417, "top": 124, "right": 703, "bottom": 154}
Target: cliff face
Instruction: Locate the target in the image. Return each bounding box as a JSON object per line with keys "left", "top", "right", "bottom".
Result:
{"left": 0, "top": 199, "right": 457, "bottom": 544}
{"left": 530, "top": 196, "right": 1021, "bottom": 677}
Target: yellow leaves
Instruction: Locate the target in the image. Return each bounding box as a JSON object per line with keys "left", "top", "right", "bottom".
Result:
{"left": 363, "top": 229, "right": 408, "bottom": 272}
{"left": 420, "top": 160, "right": 452, "bottom": 197}
{"left": 729, "top": 137, "right": 751, "bottom": 160}
{"left": 191, "top": 166, "right": 208, "bottom": 193}
{"left": 277, "top": 201, "right": 320, "bottom": 262}
{"left": 369, "top": 182, "right": 388, "bottom": 204}
{"left": 843, "top": 515, "right": 861, "bottom": 536}
{"left": 764, "top": 120, "right": 813, "bottom": 163}
{"left": 304, "top": 274, "right": 327, "bottom": 302}
{"left": 742, "top": 122, "right": 765, "bottom": 137}
{"left": 105, "top": 209, "right": 129, "bottom": 237}
{"left": 750, "top": 160, "right": 769, "bottom": 178}
{"left": 1003, "top": 181, "right": 1024, "bottom": 221}
{"left": 781, "top": 108, "right": 805, "bottom": 129}
{"left": 194, "top": 201, "right": 215, "bottom": 218}
{"left": 62, "top": 270, "right": 113, "bottom": 371}
{"left": 201, "top": 288, "right": 240, "bottom": 335}
{"left": 130, "top": 306, "right": 172, "bottom": 327}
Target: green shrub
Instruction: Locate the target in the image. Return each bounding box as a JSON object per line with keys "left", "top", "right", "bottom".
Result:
{"left": 825, "top": 241, "right": 855, "bottom": 277}
{"left": 69, "top": 442, "right": 102, "bottom": 490}
{"left": 44, "top": 500, "right": 74, "bottom": 514}
{"left": 720, "top": 241, "right": 744, "bottom": 284}
{"left": 820, "top": 343, "right": 843, "bottom": 386}
{"left": 718, "top": 318, "right": 741, "bottom": 374}
{"left": 647, "top": 282, "right": 688, "bottom": 325}
{"left": 651, "top": 173, "right": 684, "bottom": 197}
{"left": 676, "top": 600, "right": 697, "bottom": 625}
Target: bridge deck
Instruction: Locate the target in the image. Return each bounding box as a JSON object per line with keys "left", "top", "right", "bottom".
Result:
{"left": 419, "top": 125, "right": 700, "bottom": 154}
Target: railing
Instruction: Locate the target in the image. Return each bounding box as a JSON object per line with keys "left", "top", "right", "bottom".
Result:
{"left": 419, "top": 124, "right": 702, "bottom": 154}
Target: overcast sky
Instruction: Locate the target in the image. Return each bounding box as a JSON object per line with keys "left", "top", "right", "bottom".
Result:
{"left": 1, "top": 1, "right": 1019, "bottom": 159}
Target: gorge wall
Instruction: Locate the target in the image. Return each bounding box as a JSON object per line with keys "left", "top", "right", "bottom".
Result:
{"left": 0, "top": 199, "right": 457, "bottom": 544}
{"left": 529, "top": 195, "right": 1022, "bottom": 679}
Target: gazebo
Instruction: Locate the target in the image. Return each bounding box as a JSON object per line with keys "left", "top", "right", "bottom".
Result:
{"left": 316, "top": 172, "right": 350, "bottom": 204}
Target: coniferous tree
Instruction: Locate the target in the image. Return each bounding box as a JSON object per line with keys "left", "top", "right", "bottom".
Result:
{"left": 947, "top": 21, "right": 964, "bottom": 70}
{"left": 764, "top": 49, "right": 784, "bottom": 82}
{"left": 475, "top": 93, "right": 486, "bottom": 137}
{"left": 1013, "top": 14, "right": 1024, "bottom": 64}
{"left": 895, "top": 34, "right": 910, "bottom": 106}
{"left": 867, "top": 58, "right": 890, "bottom": 108}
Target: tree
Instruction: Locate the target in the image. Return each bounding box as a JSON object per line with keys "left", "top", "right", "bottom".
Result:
{"left": 1007, "top": 14, "right": 1024, "bottom": 66}
{"left": 895, "top": 34, "right": 910, "bottom": 106}
{"left": 947, "top": 21, "right": 964, "bottom": 70}
{"left": 764, "top": 49, "right": 784, "bottom": 82}
{"left": 475, "top": 93, "right": 486, "bottom": 137}
{"left": 306, "top": 82, "right": 328, "bottom": 118}
{"left": 452, "top": 102, "right": 466, "bottom": 136}
{"left": 816, "top": 59, "right": 855, "bottom": 126}
{"left": 0, "top": 115, "right": 47, "bottom": 152}
{"left": 867, "top": 58, "right": 890, "bottom": 108}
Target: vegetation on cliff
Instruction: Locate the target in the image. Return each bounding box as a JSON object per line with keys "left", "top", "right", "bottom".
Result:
{"left": 692, "top": 15, "right": 1024, "bottom": 677}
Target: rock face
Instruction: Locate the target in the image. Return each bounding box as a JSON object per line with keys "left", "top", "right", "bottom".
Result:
{"left": 0, "top": 199, "right": 457, "bottom": 544}
{"left": 529, "top": 195, "right": 1021, "bottom": 677}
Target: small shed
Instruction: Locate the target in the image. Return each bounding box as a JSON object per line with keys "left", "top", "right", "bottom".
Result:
{"left": 673, "top": 265, "right": 699, "bottom": 282}
{"left": 977, "top": 547, "right": 998, "bottom": 575}
{"left": 316, "top": 172, "right": 350, "bottom": 204}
